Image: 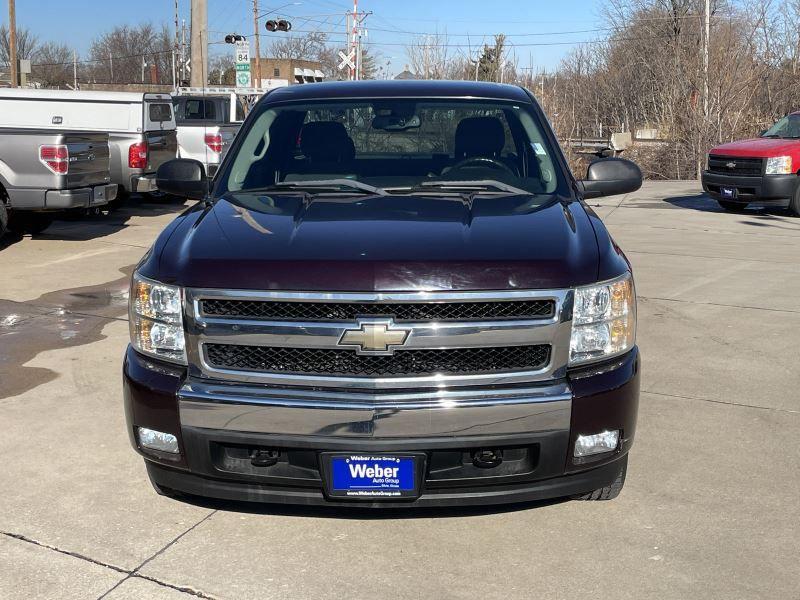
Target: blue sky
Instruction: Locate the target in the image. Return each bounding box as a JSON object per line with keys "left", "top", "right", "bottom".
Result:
{"left": 4, "top": 0, "right": 604, "bottom": 74}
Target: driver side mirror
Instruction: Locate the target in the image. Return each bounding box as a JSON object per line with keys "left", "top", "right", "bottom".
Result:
{"left": 156, "top": 159, "right": 208, "bottom": 200}
{"left": 578, "top": 157, "right": 642, "bottom": 199}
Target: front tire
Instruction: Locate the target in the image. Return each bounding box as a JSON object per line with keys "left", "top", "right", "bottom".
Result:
{"left": 788, "top": 184, "right": 800, "bottom": 217}
{"left": 0, "top": 202, "right": 8, "bottom": 240}
{"left": 717, "top": 199, "right": 748, "bottom": 212}
{"left": 572, "top": 456, "right": 627, "bottom": 501}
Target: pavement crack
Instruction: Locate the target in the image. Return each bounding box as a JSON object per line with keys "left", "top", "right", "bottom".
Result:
{"left": 642, "top": 389, "right": 799, "bottom": 414}
{"left": 0, "top": 530, "right": 128, "bottom": 574}
{"left": 639, "top": 295, "right": 800, "bottom": 315}
{"left": 97, "top": 510, "right": 218, "bottom": 600}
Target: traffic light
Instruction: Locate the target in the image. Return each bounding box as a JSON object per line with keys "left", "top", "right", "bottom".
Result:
{"left": 224, "top": 34, "right": 246, "bottom": 44}
{"left": 265, "top": 19, "right": 292, "bottom": 32}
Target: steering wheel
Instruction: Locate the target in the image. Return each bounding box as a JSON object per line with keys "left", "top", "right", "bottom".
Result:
{"left": 450, "top": 156, "right": 516, "bottom": 176}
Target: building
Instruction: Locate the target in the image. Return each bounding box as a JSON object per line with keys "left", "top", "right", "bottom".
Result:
{"left": 251, "top": 58, "right": 325, "bottom": 86}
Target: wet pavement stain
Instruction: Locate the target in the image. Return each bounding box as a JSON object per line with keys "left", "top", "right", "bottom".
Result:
{"left": 0, "top": 266, "right": 134, "bottom": 400}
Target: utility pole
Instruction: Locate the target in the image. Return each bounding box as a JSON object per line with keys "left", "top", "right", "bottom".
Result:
{"left": 181, "top": 20, "right": 187, "bottom": 82}
{"left": 190, "top": 0, "right": 208, "bottom": 87}
{"left": 73, "top": 50, "right": 78, "bottom": 89}
{"left": 253, "top": 0, "right": 262, "bottom": 87}
{"left": 8, "top": 0, "right": 18, "bottom": 87}
{"left": 351, "top": 0, "right": 358, "bottom": 80}
{"left": 109, "top": 52, "right": 114, "bottom": 82}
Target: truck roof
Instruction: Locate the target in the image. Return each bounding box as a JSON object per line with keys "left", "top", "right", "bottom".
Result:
{"left": 0, "top": 88, "right": 172, "bottom": 103}
{"left": 263, "top": 80, "right": 533, "bottom": 103}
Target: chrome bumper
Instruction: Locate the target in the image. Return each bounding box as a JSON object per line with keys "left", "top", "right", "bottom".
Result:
{"left": 132, "top": 175, "right": 157, "bottom": 193}
{"left": 179, "top": 380, "right": 572, "bottom": 438}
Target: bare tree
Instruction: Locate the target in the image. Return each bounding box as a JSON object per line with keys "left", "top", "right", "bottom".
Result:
{"left": 86, "top": 24, "right": 173, "bottom": 84}
{"left": 32, "top": 42, "right": 73, "bottom": 88}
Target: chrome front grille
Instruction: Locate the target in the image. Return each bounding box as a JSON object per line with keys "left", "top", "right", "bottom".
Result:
{"left": 185, "top": 289, "right": 573, "bottom": 389}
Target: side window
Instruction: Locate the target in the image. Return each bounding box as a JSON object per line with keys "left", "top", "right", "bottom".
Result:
{"left": 184, "top": 99, "right": 216, "bottom": 120}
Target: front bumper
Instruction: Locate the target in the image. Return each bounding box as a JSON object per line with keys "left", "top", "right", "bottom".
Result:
{"left": 123, "top": 346, "right": 640, "bottom": 507}
{"left": 701, "top": 171, "right": 797, "bottom": 203}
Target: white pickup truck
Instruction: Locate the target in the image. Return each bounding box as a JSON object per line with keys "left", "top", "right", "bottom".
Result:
{"left": 172, "top": 90, "right": 246, "bottom": 178}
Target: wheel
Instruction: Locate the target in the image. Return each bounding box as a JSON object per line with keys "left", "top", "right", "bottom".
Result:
{"left": 0, "top": 201, "right": 8, "bottom": 240}
{"left": 788, "top": 185, "right": 800, "bottom": 217}
{"left": 572, "top": 456, "right": 627, "bottom": 501}
{"left": 717, "top": 199, "right": 748, "bottom": 212}
{"left": 7, "top": 212, "right": 54, "bottom": 235}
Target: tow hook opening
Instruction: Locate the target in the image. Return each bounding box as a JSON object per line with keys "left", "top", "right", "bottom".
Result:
{"left": 250, "top": 448, "right": 280, "bottom": 467}
{"left": 471, "top": 448, "right": 504, "bottom": 469}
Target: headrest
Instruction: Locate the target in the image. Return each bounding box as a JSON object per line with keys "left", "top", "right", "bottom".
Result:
{"left": 454, "top": 116, "right": 506, "bottom": 158}
{"left": 300, "top": 121, "right": 352, "bottom": 162}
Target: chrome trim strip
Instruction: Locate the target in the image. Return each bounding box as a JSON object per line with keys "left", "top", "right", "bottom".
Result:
{"left": 190, "top": 288, "right": 565, "bottom": 304}
{"left": 195, "top": 317, "right": 559, "bottom": 349}
{"left": 184, "top": 288, "right": 574, "bottom": 389}
{"left": 178, "top": 380, "right": 572, "bottom": 437}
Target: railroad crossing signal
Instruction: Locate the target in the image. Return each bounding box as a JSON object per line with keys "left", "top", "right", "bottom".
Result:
{"left": 338, "top": 50, "right": 356, "bottom": 71}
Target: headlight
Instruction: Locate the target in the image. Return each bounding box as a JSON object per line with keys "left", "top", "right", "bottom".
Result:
{"left": 570, "top": 273, "right": 636, "bottom": 366}
{"left": 765, "top": 156, "right": 792, "bottom": 175}
{"left": 129, "top": 272, "right": 186, "bottom": 364}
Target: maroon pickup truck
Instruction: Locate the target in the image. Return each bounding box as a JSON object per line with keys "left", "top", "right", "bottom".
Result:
{"left": 124, "top": 80, "right": 642, "bottom": 507}
{"left": 702, "top": 112, "right": 800, "bottom": 215}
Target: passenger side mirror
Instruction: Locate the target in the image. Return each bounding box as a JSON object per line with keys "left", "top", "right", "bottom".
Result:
{"left": 578, "top": 157, "right": 642, "bottom": 199}
{"left": 156, "top": 159, "right": 208, "bottom": 200}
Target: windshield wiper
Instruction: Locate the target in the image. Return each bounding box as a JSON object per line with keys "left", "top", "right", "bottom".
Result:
{"left": 419, "top": 180, "right": 533, "bottom": 196}
{"left": 273, "top": 179, "right": 387, "bottom": 196}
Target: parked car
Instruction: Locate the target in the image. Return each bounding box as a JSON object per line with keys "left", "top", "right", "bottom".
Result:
{"left": 702, "top": 112, "right": 800, "bottom": 215}
{"left": 0, "top": 128, "right": 116, "bottom": 237}
{"left": 0, "top": 89, "right": 177, "bottom": 200}
{"left": 172, "top": 89, "right": 245, "bottom": 178}
{"left": 125, "top": 80, "right": 642, "bottom": 507}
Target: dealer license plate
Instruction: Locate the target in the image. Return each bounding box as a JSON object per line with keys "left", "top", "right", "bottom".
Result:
{"left": 325, "top": 454, "right": 419, "bottom": 500}
{"left": 720, "top": 187, "right": 737, "bottom": 199}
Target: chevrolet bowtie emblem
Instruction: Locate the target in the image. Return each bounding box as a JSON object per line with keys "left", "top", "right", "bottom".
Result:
{"left": 726, "top": 161, "right": 736, "bottom": 169}
{"left": 338, "top": 320, "right": 411, "bottom": 355}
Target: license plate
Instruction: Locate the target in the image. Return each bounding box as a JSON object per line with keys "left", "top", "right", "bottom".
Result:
{"left": 323, "top": 454, "right": 419, "bottom": 500}
{"left": 720, "top": 187, "right": 736, "bottom": 199}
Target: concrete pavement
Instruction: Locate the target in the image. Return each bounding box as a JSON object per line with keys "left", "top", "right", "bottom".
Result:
{"left": 0, "top": 184, "right": 798, "bottom": 599}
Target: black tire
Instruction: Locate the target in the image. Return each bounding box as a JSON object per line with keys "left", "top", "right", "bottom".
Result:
{"left": 788, "top": 185, "right": 800, "bottom": 217}
{"left": 7, "top": 212, "right": 54, "bottom": 235}
{"left": 0, "top": 201, "right": 8, "bottom": 240}
{"left": 572, "top": 456, "right": 627, "bottom": 501}
{"left": 717, "top": 199, "right": 749, "bottom": 212}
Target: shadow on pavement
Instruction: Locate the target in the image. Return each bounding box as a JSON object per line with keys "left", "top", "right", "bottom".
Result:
{"left": 663, "top": 192, "right": 793, "bottom": 218}
{"left": 0, "top": 193, "right": 190, "bottom": 249}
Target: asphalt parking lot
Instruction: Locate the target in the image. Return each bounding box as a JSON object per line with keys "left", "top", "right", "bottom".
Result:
{"left": 1, "top": 181, "right": 798, "bottom": 600}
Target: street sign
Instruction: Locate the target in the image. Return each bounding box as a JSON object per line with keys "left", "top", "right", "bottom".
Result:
{"left": 235, "top": 40, "right": 252, "bottom": 88}
{"left": 338, "top": 50, "right": 356, "bottom": 71}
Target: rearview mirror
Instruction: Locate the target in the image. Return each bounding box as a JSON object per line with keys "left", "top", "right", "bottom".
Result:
{"left": 156, "top": 159, "right": 208, "bottom": 200}
{"left": 578, "top": 157, "right": 642, "bottom": 199}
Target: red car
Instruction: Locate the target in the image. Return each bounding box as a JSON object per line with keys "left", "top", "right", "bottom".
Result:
{"left": 702, "top": 112, "right": 800, "bottom": 216}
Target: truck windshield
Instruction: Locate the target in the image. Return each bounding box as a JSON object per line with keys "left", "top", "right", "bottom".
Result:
{"left": 219, "top": 99, "right": 566, "bottom": 197}
{"left": 762, "top": 114, "right": 800, "bottom": 138}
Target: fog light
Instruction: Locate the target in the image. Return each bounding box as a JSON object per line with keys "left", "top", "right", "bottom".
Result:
{"left": 574, "top": 430, "right": 619, "bottom": 457}
{"left": 137, "top": 427, "right": 179, "bottom": 454}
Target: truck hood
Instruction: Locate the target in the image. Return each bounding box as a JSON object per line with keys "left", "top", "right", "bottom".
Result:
{"left": 154, "top": 192, "right": 604, "bottom": 291}
{"left": 710, "top": 137, "right": 800, "bottom": 157}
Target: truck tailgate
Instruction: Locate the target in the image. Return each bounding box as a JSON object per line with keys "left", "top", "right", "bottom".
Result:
{"left": 64, "top": 133, "right": 112, "bottom": 189}
{"left": 146, "top": 129, "right": 178, "bottom": 173}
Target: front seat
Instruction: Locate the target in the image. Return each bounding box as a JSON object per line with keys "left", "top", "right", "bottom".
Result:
{"left": 300, "top": 121, "right": 355, "bottom": 164}
{"left": 454, "top": 116, "right": 506, "bottom": 160}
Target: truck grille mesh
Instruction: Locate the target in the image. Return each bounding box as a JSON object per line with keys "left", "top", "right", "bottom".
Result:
{"left": 707, "top": 155, "right": 764, "bottom": 176}
{"left": 205, "top": 344, "right": 551, "bottom": 377}
{"left": 200, "top": 299, "right": 555, "bottom": 322}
